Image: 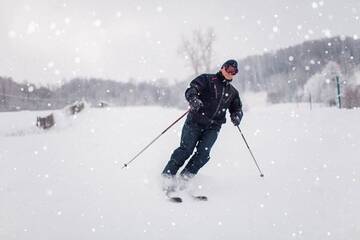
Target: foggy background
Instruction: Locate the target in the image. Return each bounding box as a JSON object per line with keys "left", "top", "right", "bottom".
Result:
{"left": 1, "top": 0, "right": 360, "bottom": 84}
{"left": 1, "top": 0, "right": 360, "bottom": 111}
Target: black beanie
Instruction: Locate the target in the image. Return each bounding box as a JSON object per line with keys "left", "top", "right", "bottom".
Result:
{"left": 222, "top": 59, "right": 238, "bottom": 70}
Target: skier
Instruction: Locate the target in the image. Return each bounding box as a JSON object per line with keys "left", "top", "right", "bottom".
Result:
{"left": 162, "top": 59, "right": 243, "bottom": 195}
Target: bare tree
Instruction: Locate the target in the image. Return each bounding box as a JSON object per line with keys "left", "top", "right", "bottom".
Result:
{"left": 178, "top": 28, "right": 216, "bottom": 75}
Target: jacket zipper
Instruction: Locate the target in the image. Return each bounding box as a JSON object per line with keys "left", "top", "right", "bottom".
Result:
{"left": 210, "top": 85, "right": 225, "bottom": 120}
{"left": 214, "top": 84, "right": 218, "bottom": 99}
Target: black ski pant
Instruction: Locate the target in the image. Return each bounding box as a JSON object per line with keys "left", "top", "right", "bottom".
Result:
{"left": 162, "top": 118, "right": 219, "bottom": 177}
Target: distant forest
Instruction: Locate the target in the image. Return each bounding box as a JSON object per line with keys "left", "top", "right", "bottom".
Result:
{"left": 1, "top": 36, "right": 360, "bottom": 112}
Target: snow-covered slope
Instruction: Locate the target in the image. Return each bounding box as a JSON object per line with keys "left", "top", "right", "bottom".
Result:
{"left": 0, "top": 104, "right": 359, "bottom": 240}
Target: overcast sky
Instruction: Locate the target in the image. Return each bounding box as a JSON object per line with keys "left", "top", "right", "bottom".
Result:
{"left": 0, "top": 0, "right": 359, "bottom": 85}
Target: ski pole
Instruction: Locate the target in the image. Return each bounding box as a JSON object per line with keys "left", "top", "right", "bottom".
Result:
{"left": 122, "top": 110, "right": 189, "bottom": 169}
{"left": 237, "top": 126, "right": 264, "bottom": 178}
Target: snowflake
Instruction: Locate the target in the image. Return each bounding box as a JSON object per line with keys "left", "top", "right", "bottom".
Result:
{"left": 93, "top": 19, "right": 102, "bottom": 27}
{"left": 27, "top": 21, "right": 39, "bottom": 34}
{"left": 8, "top": 30, "right": 17, "bottom": 38}
{"left": 156, "top": 6, "right": 163, "bottom": 12}
{"left": 47, "top": 61, "right": 55, "bottom": 68}
{"left": 28, "top": 86, "right": 34, "bottom": 92}
{"left": 322, "top": 29, "right": 331, "bottom": 37}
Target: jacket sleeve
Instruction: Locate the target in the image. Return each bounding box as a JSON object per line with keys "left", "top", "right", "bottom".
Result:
{"left": 229, "top": 90, "right": 243, "bottom": 115}
{"left": 185, "top": 74, "right": 208, "bottom": 102}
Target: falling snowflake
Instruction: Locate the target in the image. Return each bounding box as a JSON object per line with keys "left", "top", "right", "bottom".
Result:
{"left": 93, "top": 19, "right": 102, "bottom": 27}
{"left": 322, "top": 29, "right": 331, "bottom": 37}
{"left": 156, "top": 6, "right": 163, "bottom": 12}
{"left": 28, "top": 86, "right": 34, "bottom": 92}
{"left": 27, "top": 21, "right": 40, "bottom": 34}
{"left": 8, "top": 30, "right": 17, "bottom": 38}
{"left": 47, "top": 62, "right": 55, "bottom": 68}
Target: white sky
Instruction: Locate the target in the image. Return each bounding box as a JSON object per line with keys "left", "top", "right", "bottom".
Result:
{"left": 0, "top": 0, "right": 359, "bottom": 85}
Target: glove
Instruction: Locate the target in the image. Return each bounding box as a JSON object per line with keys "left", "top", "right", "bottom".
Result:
{"left": 189, "top": 98, "right": 203, "bottom": 112}
{"left": 230, "top": 111, "right": 243, "bottom": 126}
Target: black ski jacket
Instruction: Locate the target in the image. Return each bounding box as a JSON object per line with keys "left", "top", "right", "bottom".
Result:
{"left": 185, "top": 71, "right": 243, "bottom": 129}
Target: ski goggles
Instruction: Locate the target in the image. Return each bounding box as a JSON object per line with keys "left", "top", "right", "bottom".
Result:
{"left": 225, "top": 65, "right": 238, "bottom": 75}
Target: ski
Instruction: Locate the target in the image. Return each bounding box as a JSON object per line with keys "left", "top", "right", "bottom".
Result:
{"left": 168, "top": 196, "right": 183, "bottom": 203}
{"left": 192, "top": 195, "right": 208, "bottom": 201}
{"left": 165, "top": 190, "right": 183, "bottom": 203}
{"left": 165, "top": 192, "right": 207, "bottom": 202}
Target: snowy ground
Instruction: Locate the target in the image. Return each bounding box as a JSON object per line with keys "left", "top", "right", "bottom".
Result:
{"left": 0, "top": 103, "right": 359, "bottom": 240}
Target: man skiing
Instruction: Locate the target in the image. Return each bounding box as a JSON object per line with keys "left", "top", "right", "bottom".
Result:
{"left": 162, "top": 59, "right": 243, "bottom": 194}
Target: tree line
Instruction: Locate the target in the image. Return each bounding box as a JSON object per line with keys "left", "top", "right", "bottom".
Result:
{"left": 0, "top": 76, "right": 189, "bottom": 111}
{"left": 233, "top": 36, "right": 360, "bottom": 108}
{"left": 1, "top": 35, "right": 360, "bottom": 112}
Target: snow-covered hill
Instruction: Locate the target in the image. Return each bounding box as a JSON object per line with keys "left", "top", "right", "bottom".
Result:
{"left": 0, "top": 104, "right": 359, "bottom": 240}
